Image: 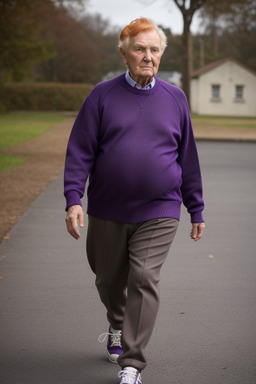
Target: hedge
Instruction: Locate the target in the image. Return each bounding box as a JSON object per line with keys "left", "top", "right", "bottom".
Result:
{"left": 0, "top": 82, "right": 94, "bottom": 112}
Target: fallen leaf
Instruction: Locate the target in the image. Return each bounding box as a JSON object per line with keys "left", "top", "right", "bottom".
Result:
{"left": 3, "top": 236, "right": 10, "bottom": 240}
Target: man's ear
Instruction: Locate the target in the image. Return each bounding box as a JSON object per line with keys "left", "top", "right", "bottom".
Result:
{"left": 119, "top": 47, "right": 127, "bottom": 65}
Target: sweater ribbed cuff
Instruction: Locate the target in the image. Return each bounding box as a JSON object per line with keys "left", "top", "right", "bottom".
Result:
{"left": 190, "top": 211, "right": 204, "bottom": 223}
{"left": 65, "top": 190, "right": 82, "bottom": 211}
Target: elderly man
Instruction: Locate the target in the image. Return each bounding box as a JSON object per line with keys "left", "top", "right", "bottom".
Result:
{"left": 64, "top": 17, "right": 205, "bottom": 384}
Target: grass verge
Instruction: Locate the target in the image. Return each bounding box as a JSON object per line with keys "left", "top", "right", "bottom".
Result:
{"left": 191, "top": 115, "right": 256, "bottom": 130}
{"left": 0, "top": 112, "right": 70, "bottom": 172}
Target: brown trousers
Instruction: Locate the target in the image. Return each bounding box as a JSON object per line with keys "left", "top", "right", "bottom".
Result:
{"left": 86, "top": 216, "right": 179, "bottom": 371}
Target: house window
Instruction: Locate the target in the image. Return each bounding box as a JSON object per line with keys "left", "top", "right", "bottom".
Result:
{"left": 235, "top": 85, "right": 244, "bottom": 100}
{"left": 211, "top": 84, "right": 221, "bottom": 100}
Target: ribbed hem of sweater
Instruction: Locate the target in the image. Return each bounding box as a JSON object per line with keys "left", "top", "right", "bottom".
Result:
{"left": 87, "top": 199, "right": 181, "bottom": 224}
{"left": 65, "top": 190, "right": 203, "bottom": 223}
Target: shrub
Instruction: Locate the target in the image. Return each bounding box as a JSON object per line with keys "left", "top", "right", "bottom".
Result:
{"left": 0, "top": 82, "right": 94, "bottom": 111}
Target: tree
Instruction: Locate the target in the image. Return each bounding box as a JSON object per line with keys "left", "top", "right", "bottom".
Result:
{"left": 0, "top": 0, "right": 56, "bottom": 81}
{"left": 35, "top": 8, "right": 99, "bottom": 83}
{"left": 172, "top": 0, "right": 208, "bottom": 104}
{"left": 34, "top": 11, "right": 121, "bottom": 84}
{"left": 158, "top": 28, "right": 182, "bottom": 73}
{"left": 0, "top": 0, "right": 86, "bottom": 82}
{"left": 198, "top": 0, "right": 256, "bottom": 71}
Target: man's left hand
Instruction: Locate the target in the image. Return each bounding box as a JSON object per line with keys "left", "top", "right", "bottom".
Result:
{"left": 190, "top": 223, "right": 205, "bottom": 241}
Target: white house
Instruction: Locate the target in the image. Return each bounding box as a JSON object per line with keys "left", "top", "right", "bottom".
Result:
{"left": 191, "top": 58, "right": 256, "bottom": 117}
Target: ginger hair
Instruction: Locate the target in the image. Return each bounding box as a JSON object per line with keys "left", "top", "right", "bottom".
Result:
{"left": 118, "top": 17, "right": 167, "bottom": 54}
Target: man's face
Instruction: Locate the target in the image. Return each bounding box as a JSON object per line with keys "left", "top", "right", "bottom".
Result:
{"left": 120, "top": 29, "right": 162, "bottom": 88}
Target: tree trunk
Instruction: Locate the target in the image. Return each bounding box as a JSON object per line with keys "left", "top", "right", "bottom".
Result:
{"left": 173, "top": 0, "right": 208, "bottom": 107}
{"left": 182, "top": 23, "right": 191, "bottom": 106}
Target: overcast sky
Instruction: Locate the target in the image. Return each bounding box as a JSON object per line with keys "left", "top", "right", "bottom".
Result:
{"left": 86, "top": 0, "right": 201, "bottom": 35}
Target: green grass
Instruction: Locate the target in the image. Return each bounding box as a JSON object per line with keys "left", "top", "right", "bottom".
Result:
{"left": 0, "top": 112, "right": 69, "bottom": 172}
{"left": 0, "top": 112, "right": 69, "bottom": 150}
{"left": 191, "top": 115, "right": 256, "bottom": 130}
{"left": 0, "top": 153, "right": 24, "bottom": 170}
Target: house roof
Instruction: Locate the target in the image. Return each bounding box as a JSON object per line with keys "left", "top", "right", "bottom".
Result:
{"left": 191, "top": 58, "right": 256, "bottom": 78}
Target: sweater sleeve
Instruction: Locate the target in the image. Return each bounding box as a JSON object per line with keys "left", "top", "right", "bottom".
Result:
{"left": 64, "top": 97, "right": 100, "bottom": 211}
{"left": 177, "top": 94, "right": 204, "bottom": 223}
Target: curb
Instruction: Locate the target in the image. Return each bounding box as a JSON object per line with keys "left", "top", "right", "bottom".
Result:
{"left": 195, "top": 137, "right": 256, "bottom": 143}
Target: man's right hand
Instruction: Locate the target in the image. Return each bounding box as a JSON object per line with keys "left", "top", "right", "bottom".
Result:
{"left": 65, "top": 205, "right": 84, "bottom": 240}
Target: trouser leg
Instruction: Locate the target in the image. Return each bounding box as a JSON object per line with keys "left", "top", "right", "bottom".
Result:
{"left": 118, "top": 218, "right": 179, "bottom": 371}
{"left": 86, "top": 215, "right": 134, "bottom": 330}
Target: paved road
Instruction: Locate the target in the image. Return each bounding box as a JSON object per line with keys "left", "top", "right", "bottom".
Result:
{"left": 1, "top": 142, "right": 256, "bottom": 384}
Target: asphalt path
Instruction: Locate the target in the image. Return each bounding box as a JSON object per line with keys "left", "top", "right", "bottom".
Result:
{"left": 1, "top": 141, "right": 256, "bottom": 384}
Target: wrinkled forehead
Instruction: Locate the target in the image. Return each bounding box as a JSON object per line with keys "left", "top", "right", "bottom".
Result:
{"left": 128, "top": 30, "right": 161, "bottom": 48}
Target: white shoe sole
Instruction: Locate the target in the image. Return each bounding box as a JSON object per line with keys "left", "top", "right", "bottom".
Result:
{"left": 107, "top": 351, "right": 119, "bottom": 364}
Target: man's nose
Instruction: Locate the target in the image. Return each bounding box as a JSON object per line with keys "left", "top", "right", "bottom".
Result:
{"left": 144, "top": 49, "right": 152, "bottom": 61}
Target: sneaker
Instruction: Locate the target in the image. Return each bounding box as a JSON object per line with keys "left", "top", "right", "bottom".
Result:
{"left": 118, "top": 367, "right": 142, "bottom": 384}
{"left": 98, "top": 326, "right": 123, "bottom": 363}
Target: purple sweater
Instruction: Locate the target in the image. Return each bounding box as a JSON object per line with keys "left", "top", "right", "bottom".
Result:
{"left": 64, "top": 74, "right": 204, "bottom": 223}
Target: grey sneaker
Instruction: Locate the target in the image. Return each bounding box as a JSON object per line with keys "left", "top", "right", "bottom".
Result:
{"left": 118, "top": 367, "right": 142, "bottom": 384}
